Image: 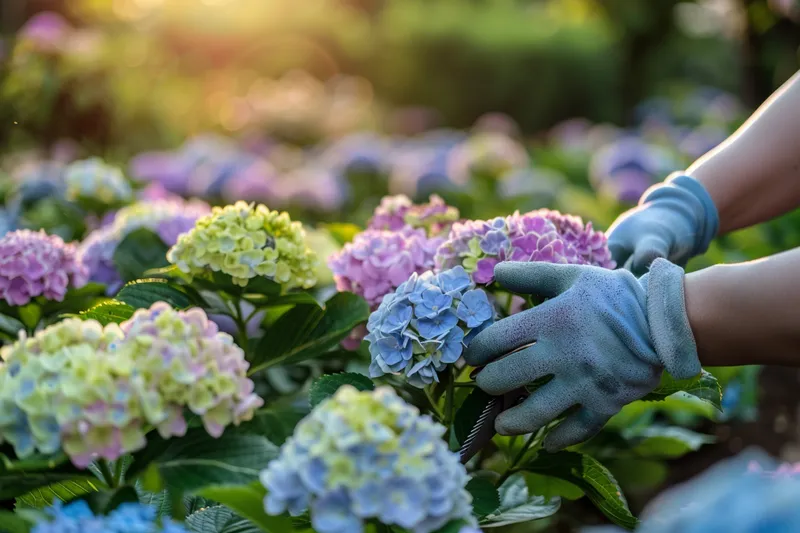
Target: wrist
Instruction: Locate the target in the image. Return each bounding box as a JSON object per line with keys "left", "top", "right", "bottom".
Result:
{"left": 643, "top": 259, "right": 702, "bottom": 379}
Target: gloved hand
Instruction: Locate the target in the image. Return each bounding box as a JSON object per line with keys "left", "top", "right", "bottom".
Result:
{"left": 464, "top": 259, "right": 701, "bottom": 451}
{"left": 607, "top": 174, "right": 719, "bottom": 276}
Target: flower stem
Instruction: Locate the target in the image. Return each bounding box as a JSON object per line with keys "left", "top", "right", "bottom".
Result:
{"left": 443, "top": 369, "right": 456, "bottom": 430}
{"left": 496, "top": 428, "right": 543, "bottom": 487}
{"left": 98, "top": 459, "right": 116, "bottom": 488}
{"left": 423, "top": 386, "right": 445, "bottom": 422}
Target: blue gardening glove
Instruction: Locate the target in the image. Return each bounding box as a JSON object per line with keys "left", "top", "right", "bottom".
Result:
{"left": 464, "top": 259, "right": 701, "bottom": 451}
{"left": 607, "top": 174, "right": 719, "bottom": 276}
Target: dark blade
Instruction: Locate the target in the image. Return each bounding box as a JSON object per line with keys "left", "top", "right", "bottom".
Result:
{"left": 458, "top": 388, "right": 529, "bottom": 464}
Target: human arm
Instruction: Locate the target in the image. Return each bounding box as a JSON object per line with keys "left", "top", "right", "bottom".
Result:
{"left": 607, "top": 71, "right": 800, "bottom": 274}
{"left": 686, "top": 246, "right": 800, "bottom": 367}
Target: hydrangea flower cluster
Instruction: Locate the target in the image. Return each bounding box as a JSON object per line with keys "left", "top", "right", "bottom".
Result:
{"left": 167, "top": 201, "right": 318, "bottom": 289}
{"left": 328, "top": 226, "right": 442, "bottom": 308}
{"left": 64, "top": 157, "right": 133, "bottom": 205}
{"left": 446, "top": 131, "right": 529, "bottom": 184}
{"left": 369, "top": 194, "right": 459, "bottom": 234}
{"left": 261, "top": 386, "right": 475, "bottom": 533}
{"left": 0, "top": 304, "right": 262, "bottom": 467}
{"left": 0, "top": 229, "right": 88, "bottom": 305}
{"left": 80, "top": 199, "right": 210, "bottom": 292}
{"left": 435, "top": 209, "right": 614, "bottom": 284}
{"left": 32, "top": 500, "right": 187, "bottom": 533}
{"left": 366, "top": 267, "right": 493, "bottom": 387}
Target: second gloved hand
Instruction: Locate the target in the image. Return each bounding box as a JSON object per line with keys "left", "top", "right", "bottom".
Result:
{"left": 464, "top": 259, "right": 702, "bottom": 451}
{"left": 607, "top": 174, "right": 719, "bottom": 276}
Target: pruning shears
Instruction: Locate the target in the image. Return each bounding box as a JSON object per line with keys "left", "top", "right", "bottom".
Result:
{"left": 458, "top": 344, "right": 533, "bottom": 464}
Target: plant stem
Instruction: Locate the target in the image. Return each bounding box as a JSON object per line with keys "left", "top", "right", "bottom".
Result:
{"left": 423, "top": 386, "right": 445, "bottom": 422}
{"left": 443, "top": 369, "right": 456, "bottom": 429}
{"left": 453, "top": 382, "right": 477, "bottom": 388}
{"left": 496, "top": 429, "right": 542, "bottom": 487}
{"left": 98, "top": 459, "right": 116, "bottom": 488}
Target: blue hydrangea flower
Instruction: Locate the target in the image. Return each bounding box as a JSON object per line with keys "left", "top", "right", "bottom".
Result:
{"left": 32, "top": 501, "right": 188, "bottom": 533}
{"left": 261, "top": 386, "right": 476, "bottom": 533}
{"left": 585, "top": 450, "right": 800, "bottom": 533}
{"left": 366, "top": 266, "right": 495, "bottom": 387}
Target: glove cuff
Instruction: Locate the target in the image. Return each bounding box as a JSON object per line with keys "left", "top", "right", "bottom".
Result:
{"left": 642, "top": 258, "right": 702, "bottom": 380}
{"left": 641, "top": 174, "right": 720, "bottom": 257}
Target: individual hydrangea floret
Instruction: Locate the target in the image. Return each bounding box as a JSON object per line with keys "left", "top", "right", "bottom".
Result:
{"left": 369, "top": 194, "right": 459, "bottom": 235}
{"left": 328, "top": 226, "right": 442, "bottom": 308}
{"left": 80, "top": 199, "right": 210, "bottom": 293}
{"left": 64, "top": 157, "right": 133, "bottom": 205}
{"left": 0, "top": 229, "right": 88, "bottom": 305}
{"left": 32, "top": 500, "right": 188, "bottom": 533}
{"left": 0, "top": 304, "right": 263, "bottom": 467}
{"left": 261, "top": 386, "right": 475, "bottom": 533}
{"left": 167, "top": 201, "right": 318, "bottom": 289}
{"left": 366, "top": 266, "right": 494, "bottom": 387}
{"left": 435, "top": 210, "right": 614, "bottom": 284}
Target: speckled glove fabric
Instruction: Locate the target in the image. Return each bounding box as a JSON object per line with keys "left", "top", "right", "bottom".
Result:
{"left": 464, "top": 259, "right": 701, "bottom": 451}
{"left": 607, "top": 174, "right": 719, "bottom": 276}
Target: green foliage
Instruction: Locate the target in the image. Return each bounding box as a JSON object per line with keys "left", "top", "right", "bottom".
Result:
{"left": 641, "top": 370, "right": 723, "bottom": 411}
{"left": 250, "top": 292, "right": 369, "bottom": 374}
{"left": 16, "top": 479, "right": 103, "bottom": 509}
{"left": 76, "top": 300, "right": 136, "bottom": 325}
{"left": 113, "top": 228, "right": 171, "bottom": 283}
{"left": 186, "top": 506, "right": 261, "bottom": 533}
{"left": 465, "top": 477, "right": 500, "bottom": 518}
{"left": 199, "top": 483, "right": 293, "bottom": 533}
{"left": 117, "top": 279, "right": 195, "bottom": 310}
{"left": 479, "top": 473, "right": 560, "bottom": 528}
{"left": 309, "top": 373, "right": 375, "bottom": 408}
{"left": 523, "top": 451, "right": 638, "bottom": 530}
{"left": 0, "top": 510, "right": 35, "bottom": 533}
{"left": 626, "top": 426, "right": 715, "bottom": 459}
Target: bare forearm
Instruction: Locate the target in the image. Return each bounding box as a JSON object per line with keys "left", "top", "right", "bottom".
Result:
{"left": 685, "top": 247, "right": 800, "bottom": 367}
{"left": 687, "top": 71, "right": 800, "bottom": 234}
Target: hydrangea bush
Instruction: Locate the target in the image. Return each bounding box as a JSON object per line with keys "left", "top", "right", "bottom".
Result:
{"left": 261, "top": 386, "right": 475, "bottom": 533}
{"left": 366, "top": 266, "right": 493, "bottom": 387}
{"left": 32, "top": 501, "right": 188, "bottom": 533}
{"left": 64, "top": 157, "right": 133, "bottom": 207}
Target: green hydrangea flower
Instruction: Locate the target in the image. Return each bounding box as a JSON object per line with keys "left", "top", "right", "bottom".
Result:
{"left": 64, "top": 157, "right": 133, "bottom": 205}
{"left": 167, "top": 201, "right": 318, "bottom": 289}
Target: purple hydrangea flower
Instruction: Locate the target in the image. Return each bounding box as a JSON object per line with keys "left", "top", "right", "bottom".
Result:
{"left": 0, "top": 229, "right": 88, "bottom": 306}
{"left": 80, "top": 199, "right": 210, "bottom": 293}
{"left": 436, "top": 210, "right": 614, "bottom": 284}
{"left": 366, "top": 267, "right": 494, "bottom": 387}
{"left": 328, "top": 226, "right": 443, "bottom": 308}
{"left": 369, "top": 194, "right": 459, "bottom": 235}
{"left": 17, "top": 12, "right": 71, "bottom": 52}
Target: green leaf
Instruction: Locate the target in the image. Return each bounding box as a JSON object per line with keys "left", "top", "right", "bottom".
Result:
{"left": 524, "top": 472, "right": 584, "bottom": 501}
{"left": 523, "top": 451, "right": 638, "bottom": 530}
{"left": 245, "top": 291, "right": 322, "bottom": 309}
{"left": 309, "top": 373, "right": 375, "bottom": 408}
{"left": 641, "top": 370, "right": 722, "bottom": 411}
{"left": 199, "top": 482, "right": 293, "bottom": 533}
{"left": 0, "top": 313, "right": 24, "bottom": 336}
{"left": 17, "top": 303, "right": 41, "bottom": 330}
{"left": 117, "top": 279, "right": 194, "bottom": 310}
{"left": 465, "top": 477, "right": 500, "bottom": 518}
{"left": 626, "top": 426, "right": 715, "bottom": 459}
{"left": 0, "top": 510, "right": 35, "bottom": 533}
{"left": 16, "top": 479, "right": 102, "bottom": 508}
{"left": 112, "top": 228, "right": 170, "bottom": 283}
{"left": 77, "top": 301, "right": 135, "bottom": 325}
{"left": 607, "top": 459, "right": 668, "bottom": 492}
{"left": 0, "top": 450, "right": 98, "bottom": 501}
{"left": 81, "top": 486, "right": 140, "bottom": 514}
{"left": 479, "top": 473, "right": 560, "bottom": 528}
{"left": 126, "top": 428, "right": 278, "bottom": 493}
{"left": 250, "top": 292, "right": 369, "bottom": 374}
{"left": 186, "top": 506, "right": 261, "bottom": 533}
{"left": 238, "top": 406, "right": 309, "bottom": 446}
{"left": 453, "top": 388, "right": 493, "bottom": 447}
{"left": 320, "top": 223, "right": 361, "bottom": 245}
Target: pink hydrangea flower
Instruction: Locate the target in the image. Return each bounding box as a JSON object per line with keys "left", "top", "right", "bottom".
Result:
{"left": 0, "top": 230, "right": 88, "bottom": 306}
{"left": 531, "top": 209, "right": 616, "bottom": 269}
{"left": 368, "top": 194, "right": 459, "bottom": 235}
{"left": 328, "top": 226, "right": 443, "bottom": 308}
